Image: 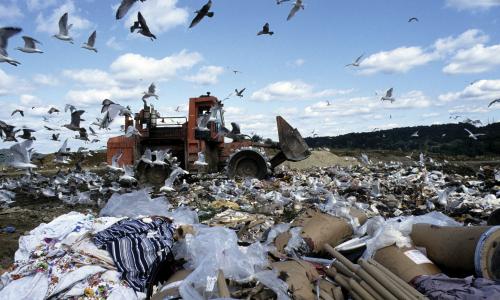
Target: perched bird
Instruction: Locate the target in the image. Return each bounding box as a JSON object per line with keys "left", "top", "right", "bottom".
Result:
{"left": 51, "top": 133, "right": 60, "bottom": 141}
{"left": 488, "top": 98, "right": 500, "bottom": 108}
{"left": 130, "top": 12, "right": 156, "bottom": 40}
{"left": 18, "top": 128, "right": 36, "bottom": 140}
{"left": 257, "top": 23, "right": 274, "bottom": 35}
{"left": 287, "top": 0, "right": 304, "bottom": 21}
{"left": 75, "top": 128, "right": 89, "bottom": 141}
{"left": 345, "top": 54, "right": 364, "bottom": 67}
{"left": 53, "top": 12, "right": 73, "bottom": 43}
{"left": 82, "top": 30, "right": 97, "bottom": 52}
{"left": 411, "top": 131, "right": 419, "bottom": 137}
{"left": 16, "top": 36, "right": 43, "bottom": 53}
{"left": 408, "top": 17, "right": 419, "bottom": 22}
{"left": 116, "top": 0, "right": 146, "bottom": 20}
{"left": 189, "top": 0, "right": 214, "bottom": 28}
{"left": 380, "top": 88, "right": 395, "bottom": 103}
{"left": 65, "top": 104, "right": 76, "bottom": 113}
{"left": 11, "top": 109, "right": 24, "bottom": 117}
{"left": 464, "top": 128, "right": 485, "bottom": 140}
{"left": 235, "top": 88, "right": 246, "bottom": 97}
{"left": 142, "top": 83, "right": 159, "bottom": 102}
{"left": 0, "top": 27, "right": 22, "bottom": 66}
{"left": 48, "top": 107, "right": 60, "bottom": 114}
{"left": 63, "top": 110, "right": 85, "bottom": 131}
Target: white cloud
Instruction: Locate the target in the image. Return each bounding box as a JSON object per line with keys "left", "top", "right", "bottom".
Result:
{"left": 35, "top": 1, "right": 93, "bottom": 35}
{"left": 105, "top": 36, "right": 123, "bottom": 51}
{"left": 439, "top": 79, "right": 500, "bottom": 102}
{"left": 0, "top": 69, "right": 32, "bottom": 96}
{"left": 65, "top": 86, "right": 143, "bottom": 106}
{"left": 125, "top": 0, "right": 188, "bottom": 35}
{"left": 359, "top": 47, "right": 436, "bottom": 75}
{"left": 287, "top": 58, "right": 305, "bottom": 67}
{"left": 443, "top": 44, "right": 500, "bottom": 74}
{"left": 422, "top": 112, "right": 440, "bottom": 118}
{"left": 20, "top": 94, "right": 41, "bottom": 106}
{"left": 0, "top": 2, "right": 23, "bottom": 20}
{"left": 251, "top": 80, "right": 352, "bottom": 101}
{"left": 63, "top": 69, "right": 119, "bottom": 87}
{"left": 110, "top": 50, "right": 202, "bottom": 82}
{"left": 184, "top": 65, "right": 224, "bottom": 85}
{"left": 446, "top": 0, "right": 500, "bottom": 10}
{"left": 33, "top": 74, "right": 60, "bottom": 86}
{"left": 433, "top": 29, "right": 489, "bottom": 56}
{"left": 27, "top": 0, "right": 59, "bottom": 11}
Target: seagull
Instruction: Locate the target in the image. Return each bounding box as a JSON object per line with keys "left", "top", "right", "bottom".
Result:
{"left": 125, "top": 126, "right": 141, "bottom": 137}
{"left": 44, "top": 126, "right": 57, "bottom": 131}
{"left": 119, "top": 165, "right": 137, "bottom": 184}
{"left": 48, "top": 107, "right": 60, "bottom": 114}
{"left": 287, "top": 0, "right": 304, "bottom": 21}
{"left": 109, "top": 150, "right": 124, "bottom": 171}
{"left": 116, "top": 0, "right": 146, "bottom": 20}
{"left": 8, "top": 140, "right": 37, "bottom": 169}
{"left": 16, "top": 36, "right": 43, "bottom": 53}
{"left": 326, "top": 100, "right": 331, "bottom": 106}
{"left": 488, "top": 98, "right": 500, "bottom": 108}
{"left": 0, "top": 122, "right": 19, "bottom": 142}
{"left": 89, "top": 126, "right": 97, "bottom": 136}
{"left": 142, "top": 83, "right": 159, "bottom": 101}
{"left": 235, "top": 88, "right": 246, "bottom": 97}
{"left": 140, "top": 148, "right": 153, "bottom": 165}
{"left": 18, "top": 128, "right": 36, "bottom": 140}
{"left": 189, "top": 0, "right": 214, "bottom": 28}
{"left": 232, "top": 70, "right": 241, "bottom": 74}
{"left": 53, "top": 12, "right": 73, "bottom": 43}
{"left": 51, "top": 133, "right": 60, "bottom": 141}
{"left": 82, "top": 31, "right": 97, "bottom": 52}
{"left": 380, "top": 88, "right": 395, "bottom": 103}
{"left": 277, "top": 0, "right": 291, "bottom": 4}
{"left": 11, "top": 109, "right": 24, "bottom": 117}
{"left": 130, "top": 12, "right": 156, "bottom": 40}
{"left": 257, "top": 23, "right": 274, "bottom": 35}
{"left": 194, "top": 151, "right": 208, "bottom": 166}
{"left": 175, "top": 106, "right": 180, "bottom": 112}
{"left": 54, "top": 138, "right": 71, "bottom": 164}
{"left": 0, "top": 27, "right": 22, "bottom": 66}
{"left": 408, "top": 17, "right": 419, "bottom": 22}
{"left": 63, "top": 110, "right": 85, "bottom": 131}
{"left": 464, "top": 128, "right": 485, "bottom": 140}
{"left": 100, "top": 100, "right": 131, "bottom": 129}
{"left": 411, "top": 131, "right": 419, "bottom": 137}
{"left": 75, "top": 128, "right": 89, "bottom": 141}
{"left": 65, "top": 104, "right": 76, "bottom": 113}
{"left": 345, "top": 54, "right": 363, "bottom": 67}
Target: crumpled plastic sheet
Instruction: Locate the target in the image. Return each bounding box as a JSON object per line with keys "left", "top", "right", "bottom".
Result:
{"left": 177, "top": 226, "right": 269, "bottom": 300}
{"left": 0, "top": 272, "right": 48, "bottom": 300}
{"left": 414, "top": 273, "right": 500, "bottom": 300}
{"left": 165, "top": 206, "right": 199, "bottom": 225}
{"left": 362, "top": 211, "right": 461, "bottom": 259}
{"left": 254, "top": 270, "right": 291, "bottom": 300}
{"left": 100, "top": 189, "right": 171, "bottom": 218}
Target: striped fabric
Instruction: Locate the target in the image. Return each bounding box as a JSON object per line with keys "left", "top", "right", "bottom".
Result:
{"left": 93, "top": 217, "right": 174, "bottom": 292}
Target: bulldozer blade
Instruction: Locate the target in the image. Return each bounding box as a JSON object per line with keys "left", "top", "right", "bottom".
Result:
{"left": 276, "top": 116, "right": 310, "bottom": 162}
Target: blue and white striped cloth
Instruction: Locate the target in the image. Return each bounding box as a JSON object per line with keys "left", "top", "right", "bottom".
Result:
{"left": 93, "top": 217, "right": 174, "bottom": 292}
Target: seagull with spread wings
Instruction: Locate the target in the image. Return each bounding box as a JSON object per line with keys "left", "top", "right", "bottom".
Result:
{"left": 53, "top": 12, "right": 73, "bottom": 43}
{"left": 345, "top": 54, "right": 364, "bottom": 67}
{"left": 189, "top": 0, "right": 214, "bottom": 28}
{"left": 464, "top": 128, "right": 485, "bottom": 140}
{"left": 16, "top": 36, "right": 43, "bottom": 53}
{"left": 116, "top": 0, "right": 146, "bottom": 20}
{"left": 130, "top": 12, "right": 156, "bottom": 40}
{"left": 287, "top": 0, "right": 304, "bottom": 21}
{"left": 0, "top": 27, "right": 22, "bottom": 66}
{"left": 82, "top": 31, "right": 97, "bottom": 52}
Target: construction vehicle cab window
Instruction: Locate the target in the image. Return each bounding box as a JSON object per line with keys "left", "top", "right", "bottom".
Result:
{"left": 107, "top": 93, "right": 311, "bottom": 186}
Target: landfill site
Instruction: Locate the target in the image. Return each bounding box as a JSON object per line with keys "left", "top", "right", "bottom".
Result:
{"left": 2, "top": 1, "right": 500, "bottom": 299}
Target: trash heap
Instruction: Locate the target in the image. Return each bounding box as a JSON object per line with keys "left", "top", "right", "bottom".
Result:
{"left": 1, "top": 157, "right": 500, "bottom": 299}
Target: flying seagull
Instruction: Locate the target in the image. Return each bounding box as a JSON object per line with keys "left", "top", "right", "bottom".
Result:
{"left": 11, "top": 109, "right": 24, "bottom": 117}
{"left": 18, "top": 128, "right": 36, "bottom": 140}
{"left": 408, "top": 17, "right": 419, "bottom": 22}
{"left": 130, "top": 12, "right": 156, "bottom": 40}
{"left": 488, "top": 98, "right": 500, "bottom": 108}
{"left": 116, "top": 0, "right": 146, "bottom": 20}
{"left": 235, "top": 88, "right": 246, "bottom": 97}
{"left": 175, "top": 106, "right": 180, "bottom": 112}
{"left": 345, "top": 54, "right": 364, "bottom": 67}
{"left": 89, "top": 126, "right": 97, "bottom": 136}
{"left": 48, "top": 107, "right": 60, "bottom": 114}
{"left": 54, "top": 12, "right": 74, "bottom": 43}
{"left": 0, "top": 27, "right": 22, "bottom": 66}
{"left": 277, "top": 0, "right": 291, "bottom": 4}
{"left": 0, "top": 122, "right": 19, "bottom": 142}
{"left": 189, "top": 0, "right": 214, "bottom": 28}
{"left": 16, "top": 36, "right": 43, "bottom": 53}
{"left": 82, "top": 30, "right": 97, "bottom": 52}
{"left": 8, "top": 140, "right": 37, "bottom": 169}
{"left": 257, "top": 23, "right": 274, "bottom": 35}
{"left": 75, "top": 128, "right": 89, "bottom": 141}
{"left": 464, "top": 128, "right": 485, "bottom": 140}
{"left": 411, "top": 131, "right": 419, "bottom": 137}
{"left": 51, "top": 133, "right": 60, "bottom": 141}
{"left": 380, "top": 88, "right": 395, "bottom": 103}
{"left": 63, "top": 110, "right": 85, "bottom": 131}
{"left": 142, "top": 83, "right": 159, "bottom": 102}
{"left": 287, "top": 0, "right": 304, "bottom": 21}
{"left": 65, "top": 104, "right": 76, "bottom": 113}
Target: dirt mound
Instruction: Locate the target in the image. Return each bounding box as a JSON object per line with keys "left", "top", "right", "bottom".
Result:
{"left": 281, "top": 150, "right": 358, "bottom": 170}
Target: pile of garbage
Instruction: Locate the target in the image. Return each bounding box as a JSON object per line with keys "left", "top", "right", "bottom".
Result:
{"left": 1, "top": 156, "right": 500, "bottom": 299}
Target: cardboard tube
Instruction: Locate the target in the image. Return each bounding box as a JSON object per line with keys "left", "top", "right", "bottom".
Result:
{"left": 333, "top": 286, "right": 344, "bottom": 300}
{"left": 359, "top": 259, "right": 416, "bottom": 300}
{"left": 367, "top": 259, "right": 426, "bottom": 300}
{"left": 333, "top": 260, "right": 361, "bottom": 281}
{"left": 359, "top": 280, "right": 384, "bottom": 300}
{"left": 217, "top": 270, "right": 230, "bottom": 298}
{"left": 348, "top": 278, "right": 376, "bottom": 300}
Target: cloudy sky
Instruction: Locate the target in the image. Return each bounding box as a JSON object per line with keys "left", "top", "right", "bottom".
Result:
{"left": 1, "top": 0, "right": 500, "bottom": 153}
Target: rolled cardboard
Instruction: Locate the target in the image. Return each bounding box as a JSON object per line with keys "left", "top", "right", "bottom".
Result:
{"left": 373, "top": 245, "right": 441, "bottom": 283}
{"left": 411, "top": 224, "right": 500, "bottom": 280}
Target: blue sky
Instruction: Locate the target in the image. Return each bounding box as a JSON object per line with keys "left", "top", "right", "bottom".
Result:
{"left": 1, "top": 0, "right": 500, "bottom": 153}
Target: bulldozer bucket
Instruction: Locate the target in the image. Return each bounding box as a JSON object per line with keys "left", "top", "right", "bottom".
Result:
{"left": 268, "top": 116, "right": 311, "bottom": 169}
